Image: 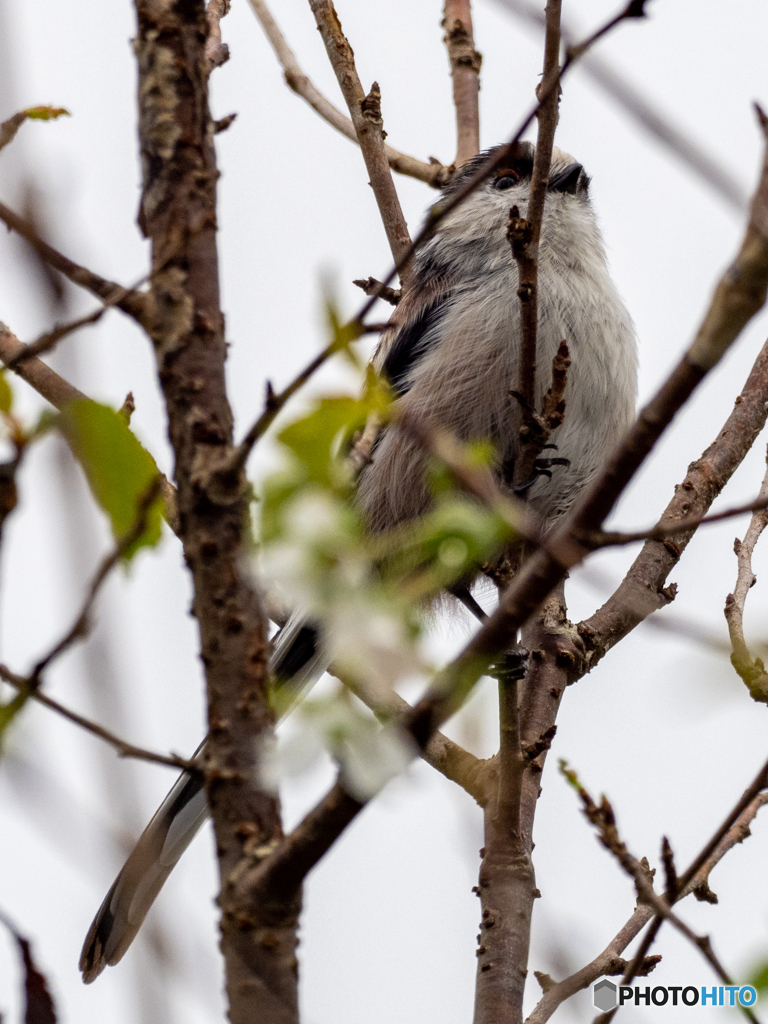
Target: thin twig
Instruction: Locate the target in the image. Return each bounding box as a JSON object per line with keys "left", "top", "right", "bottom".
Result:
{"left": 352, "top": 277, "right": 401, "bottom": 306}
{"left": 246, "top": 0, "right": 450, "bottom": 188}
{"left": 308, "top": 0, "right": 412, "bottom": 272}
{"left": 510, "top": 0, "right": 562, "bottom": 490}
{"left": 0, "top": 479, "right": 192, "bottom": 772}
{"left": 338, "top": 671, "right": 492, "bottom": 806}
{"left": 563, "top": 765, "right": 760, "bottom": 1024}
{"left": 526, "top": 788, "right": 768, "bottom": 1023}
{"left": 0, "top": 666, "right": 195, "bottom": 772}
{"left": 492, "top": 0, "right": 748, "bottom": 213}
{"left": 0, "top": 199, "right": 146, "bottom": 322}
{"left": 442, "top": 0, "right": 482, "bottom": 166}
{"left": 6, "top": 270, "right": 152, "bottom": 369}
{"left": 217, "top": 335, "right": 351, "bottom": 482}
{"left": 589, "top": 492, "right": 768, "bottom": 548}
{"left": 350, "top": 0, "right": 652, "bottom": 333}
{"left": 724, "top": 447, "right": 768, "bottom": 701}
{"left": 32, "top": 478, "right": 163, "bottom": 680}
{"left": 580, "top": 336, "right": 768, "bottom": 671}
{"left": 0, "top": 320, "right": 88, "bottom": 408}
{"left": 205, "top": 0, "right": 230, "bottom": 72}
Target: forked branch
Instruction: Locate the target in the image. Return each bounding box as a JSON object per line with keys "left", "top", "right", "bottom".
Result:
{"left": 247, "top": 0, "right": 450, "bottom": 187}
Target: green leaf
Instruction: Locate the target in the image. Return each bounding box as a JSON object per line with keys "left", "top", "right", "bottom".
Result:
{"left": 24, "top": 105, "right": 70, "bottom": 121}
{"left": 323, "top": 290, "right": 364, "bottom": 355}
{"left": 747, "top": 958, "right": 768, "bottom": 992}
{"left": 58, "top": 401, "right": 163, "bottom": 559}
{"left": 0, "top": 689, "right": 29, "bottom": 742}
{"left": 0, "top": 371, "right": 12, "bottom": 414}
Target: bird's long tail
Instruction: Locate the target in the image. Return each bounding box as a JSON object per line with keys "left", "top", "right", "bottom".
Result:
{"left": 79, "top": 614, "right": 326, "bottom": 983}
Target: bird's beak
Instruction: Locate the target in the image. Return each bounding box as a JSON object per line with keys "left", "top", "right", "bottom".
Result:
{"left": 548, "top": 162, "right": 583, "bottom": 194}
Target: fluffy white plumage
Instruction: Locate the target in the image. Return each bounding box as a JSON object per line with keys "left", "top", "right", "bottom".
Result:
{"left": 358, "top": 143, "right": 637, "bottom": 534}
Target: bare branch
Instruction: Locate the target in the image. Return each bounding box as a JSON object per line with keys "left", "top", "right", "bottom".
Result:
{"left": 350, "top": 0, "right": 653, "bottom": 330}
{"left": 32, "top": 478, "right": 163, "bottom": 680}
{"left": 525, "top": 792, "right": 768, "bottom": 1023}
{"left": 587, "top": 492, "right": 768, "bottom": 548}
{"left": 0, "top": 665, "right": 196, "bottom": 772}
{"left": 246, "top": 0, "right": 450, "bottom": 188}
{"left": 493, "top": 0, "right": 749, "bottom": 212}
{"left": 0, "top": 479, "right": 194, "bottom": 772}
{"left": 308, "top": 1, "right": 412, "bottom": 272}
{"left": 562, "top": 766, "right": 760, "bottom": 1023}
{"left": 6, "top": 270, "right": 152, "bottom": 369}
{"left": 352, "top": 277, "right": 401, "bottom": 306}
{"left": 0, "top": 322, "right": 87, "bottom": 409}
{"left": 442, "top": 0, "right": 482, "bottom": 166}
{"left": 724, "top": 447, "right": 768, "bottom": 701}
{"left": 205, "top": 0, "right": 230, "bottom": 72}
{"left": 216, "top": 330, "right": 357, "bottom": 483}
{"left": 0, "top": 199, "right": 146, "bottom": 321}
{"left": 581, "top": 336, "right": 768, "bottom": 668}
{"left": 509, "top": 0, "right": 561, "bottom": 490}
{"left": 339, "top": 672, "right": 492, "bottom": 806}
{"left": 131, "top": 1, "right": 292, "bottom": 1016}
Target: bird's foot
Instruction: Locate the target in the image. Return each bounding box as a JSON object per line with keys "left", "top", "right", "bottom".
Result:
{"left": 487, "top": 646, "right": 530, "bottom": 682}
{"left": 512, "top": 451, "right": 570, "bottom": 494}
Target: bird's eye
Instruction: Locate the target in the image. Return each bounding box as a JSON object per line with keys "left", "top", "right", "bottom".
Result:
{"left": 493, "top": 174, "right": 518, "bottom": 191}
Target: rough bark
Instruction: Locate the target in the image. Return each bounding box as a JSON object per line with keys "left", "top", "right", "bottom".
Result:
{"left": 132, "top": 3, "right": 297, "bottom": 1021}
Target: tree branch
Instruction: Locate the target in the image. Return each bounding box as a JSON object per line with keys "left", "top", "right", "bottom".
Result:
{"left": 724, "top": 448, "right": 768, "bottom": 701}
{"left": 581, "top": 335, "right": 768, "bottom": 668}
{"left": 205, "top": 0, "right": 230, "bottom": 72}
{"left": 308, "top": 0, "right": 412, "bottom": 272}
{"left": 442, "top": 0, "right": 482, "bottom": 167}
{"left": 246, "top": 0, "right": 450, "bottom": 188}
{"left": 526, "top": 787, "right": 768, "bottom": 1023}
{"left": 33, "top": 480, "right": 161, "bottom": 680}
{"left": 563, "top": 768, "right": 760, "bottom": 1023}
{"left": 494, "top": 0, "right": 749, "bottom": 213}
{"left": 0, "top": 199, "right": 147, "bottom": 322}
{"left": 349, "top": 0, "right": 652, "bottom": 336}
{"left": 0, "top": 665, "right": 196, "bottom": 772}
{"left": 586, "top": 492, "right": 768, "bottom": 548}
{"left": 0, "top": 321, "right": 87, "bottom": 408}
{"left": 338, "top": 672, "right": 492, "bottom": 806}
{"left": 131, "top": 1, "right": 298, "bottom": 1019}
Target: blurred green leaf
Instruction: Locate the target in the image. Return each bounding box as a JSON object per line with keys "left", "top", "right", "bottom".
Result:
{"left": 24, "top": 105, "right": 70, "bottom": 121}
{"left": 747, "top": 958, "right": 768, "bottom": 992}
{"left": 0, "top": 689, "right": 28, "bottom": 742}
{"left": 324, "top": 290, "right": 364, "bottom": 357}
{"left": 0, "top": 371, "right": 12, "bottom": 414}
{"left": 58, "top": 401, "right": 163, "bottom": 559}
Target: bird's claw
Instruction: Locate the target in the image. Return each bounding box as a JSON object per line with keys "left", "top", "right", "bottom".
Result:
{"left": 487, "top": 647, "right": 529, "bottom": 682}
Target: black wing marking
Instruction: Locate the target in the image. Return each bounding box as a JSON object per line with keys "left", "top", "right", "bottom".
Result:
{"left": 381, "top": 294, "right": 451, "bottom": 397}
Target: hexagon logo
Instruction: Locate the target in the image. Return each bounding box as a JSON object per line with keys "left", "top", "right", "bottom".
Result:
{"left": 593, "top": 979, "right": 618, "bottom": 1011}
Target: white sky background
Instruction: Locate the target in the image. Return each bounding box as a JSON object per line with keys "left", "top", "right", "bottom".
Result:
{"left": 0, "top": 1, "right": 768, "bottom": 1022}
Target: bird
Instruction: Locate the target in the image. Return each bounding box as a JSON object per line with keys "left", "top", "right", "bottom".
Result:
{"left": 79, "top": 141, "right": 637, "bottom": 983}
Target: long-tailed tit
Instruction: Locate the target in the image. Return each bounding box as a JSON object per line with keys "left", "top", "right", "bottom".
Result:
{"left": 79, "top": 142, "right": 637, "bottom": 982}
